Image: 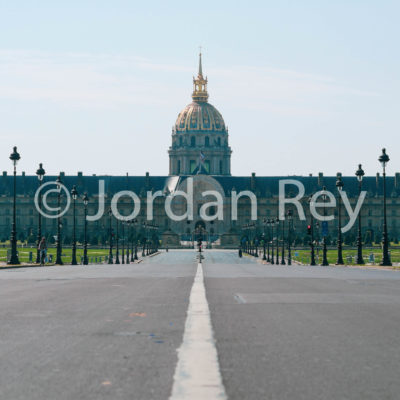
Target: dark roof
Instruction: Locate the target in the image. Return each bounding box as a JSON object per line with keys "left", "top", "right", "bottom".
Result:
{"left": 0, "top": 174, "right": 398, "bottom": 198}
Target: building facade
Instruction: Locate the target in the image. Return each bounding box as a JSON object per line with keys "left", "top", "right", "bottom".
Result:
{"left": 0, "top": 55, "right": 399, "bottom": 247}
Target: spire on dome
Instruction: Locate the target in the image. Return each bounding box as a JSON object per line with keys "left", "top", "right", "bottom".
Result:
{"left": 198, "top": 51, "right": 203, "bottom": 77}
{"left": 192, "top": 50, "right": 208, "bottom": 102}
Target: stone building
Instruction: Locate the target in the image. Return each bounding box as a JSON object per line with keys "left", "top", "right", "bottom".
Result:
{"left": 0, "top": 55, "right": 399, "bottom": 246}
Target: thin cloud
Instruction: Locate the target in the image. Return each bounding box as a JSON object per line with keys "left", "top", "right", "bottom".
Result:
{"left": 0, "top": 49, "right": 378, "bottom": 115}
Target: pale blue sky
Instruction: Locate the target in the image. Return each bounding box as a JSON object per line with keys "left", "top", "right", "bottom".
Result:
{"left": 0, "top": 0, "right": 399, "bottom": 177}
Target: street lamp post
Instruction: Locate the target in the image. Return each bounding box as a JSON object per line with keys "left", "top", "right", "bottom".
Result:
{"left": 35, "top": 163, "right": 45, "bottom": 263}
{"left": 287, "top": 209, "right": 293, "bottom": 265}
{"left": 270, "top": 219, "right": 275, "bottom": 264}
{"left": 321, "top": 186, "right": 329, "bottom": 266}
{"left": 71, "top": 186, "right": 78, "bottom": 265}
{"left": 108, "top": 207, "right": 113, "bottom": 264}
{"left": 355, "top": 164, "right": 365, "bottom": 264}
{"left": 379, "top": 148, "right": 392, "bottom": 266}
{"left": 253, "top": 224, "right": 258, "bottom": 257}
{"left": 262, "top": 218, "right": 267, "bottom": 260}
{"left": 121, "top": 220, "right": 125, "bottom": 264}
{"left": 308, "top": 196, "right": 316, "bottom": 266}
{"left": 83, "top": 193, "right": 89, "bottom": 265}
{"left": 266, "top": 219, "right": 271, "bottom": 262}
{"left": 125, "top": 221, "right": 130, "bottom": 264}
{"left": 281, "top": 217, "right": 286, "bottom": 265}
{"left": 130, "top": 219, "right": 137, "bottom": 261}
{"left": 275, "top": 217, "right": 280, "bottom": 264}
{"left": 8, "top": 146, "right": 21, "bottom": 265}
{"left": 336, "top": 177, "right": 344, "bottom": 265}
{"left": 142, "top": 223, "right": 147, "bottom": 257}
{"left": 115, "top": 219, "right": 120, "bottom": 264}
{"left": 55, "top": 175, "right": 63, "bottom": 265}
{"left": 132, "top": 219, "right": 138, "bottom": 261}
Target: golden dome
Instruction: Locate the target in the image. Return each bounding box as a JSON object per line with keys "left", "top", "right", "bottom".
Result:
{"left": 174, "top": 52, "right": 226, "bottom": 133}
{"left": 175, "top": 101, "right": 226, "bottom": 133}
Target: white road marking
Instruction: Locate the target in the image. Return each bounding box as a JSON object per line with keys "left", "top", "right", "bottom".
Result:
{"left": 170, "top": 263, "right": 227, "bottom": 400}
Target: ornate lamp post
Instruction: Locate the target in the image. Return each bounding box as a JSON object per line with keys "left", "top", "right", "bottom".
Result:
{"left": 142, "top": 222, "right": 147, "bottom": 257}
{"left": 308, "top": 196, "right": 316, "bottom": 266}
{"left": 281, "top": 216, "right": 286, "bottom": 265}
{"left": 83, "top": 193, "right": 89, "bottom": 265}
{"left": 287, "top": 209, "right": 293, "bottom": 265}
{"left": 270, "top": 219, "right": 275, "bottom": 264}
{"left": 108, "top": 207, "right": 113, "bottom": 264}
{"left": 335, "top": 177, "right": 344, "bottom": 265}
{"left": 275, "top": 217, "right": 280, "bottom": 264}
{"left": 125, "top": 221, "right": 130, "bottom": 264}
{"left": 321, "top": 186, "right": 329, "bottom": 266}
{"left": 262, "top": 218, "right": 267, "bottom": 260}
{"left": 115, "top": 219, "right": 120, "bottom": 264}
{"left": 355, "top": 164, "right": 365, "bottom": 264}
{"left": 8, "top": 147, "right": 21, "bottom": 265}
{"left": 130, "top": 219, "right": 137, "bottom": 261}
{"left": 379, "top": 148, "right": 392, "bottom": 266}
{"left": 121, "top": 220, "right": 125, "bottom": 264}
{"left": 266, "top": 219, "right": 271, "bottom": 262}
{"left": 55, "top": 175, "right": 63, "bottom": 265}
{"left": 35, "top": 163, "right": 45, "bottom": 263}
{"left": 131, "top": 219, "right": 138, "bottom": 260}
{"left": 242, "top": 224, "right": 247, "bottom": 254}
{"left": 71, "top": 186, "right": 78, "bottom": 265}
{"left": 252, "top": 223, "right": 258, "bottom": 257}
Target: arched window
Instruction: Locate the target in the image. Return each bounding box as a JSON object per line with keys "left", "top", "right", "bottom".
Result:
{"left": 191, "top": 136, "right": 196, "bottom": 147}
{"left": 205, "top": 136, "right": 210, "bottom": 147}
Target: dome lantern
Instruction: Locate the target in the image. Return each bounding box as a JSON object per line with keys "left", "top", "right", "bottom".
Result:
{"left": 192, "top": 52, "right": 209, "bottom": 102}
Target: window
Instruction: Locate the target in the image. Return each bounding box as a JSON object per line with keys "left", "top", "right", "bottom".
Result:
{"left": 191, "top": 136, "right": 196, "bottom": 147}
{"left": 177, "top": 160, "right": 181, "bottom": 174}
{"left": 219, "top": 160, "right": 223, "bottom": 174}
{"left": 179, "top": 137, "right": 183, "bottom": 146}
{"left": 217, "top": 137, "right": 221, "bottom": 146}
{"left": 205, "top": 136, "right": 210, "bottom": 147}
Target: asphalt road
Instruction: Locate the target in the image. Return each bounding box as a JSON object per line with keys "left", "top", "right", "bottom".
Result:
{"left": 0, "top": 250, "right": 399, "bottom": 400}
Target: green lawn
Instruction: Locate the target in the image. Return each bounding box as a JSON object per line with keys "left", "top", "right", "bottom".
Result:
{"left": 0, "top": 247, "right": 112, "bottom": 265}
{"left": 292, "top": 248, "right": 400, "bottom": 266}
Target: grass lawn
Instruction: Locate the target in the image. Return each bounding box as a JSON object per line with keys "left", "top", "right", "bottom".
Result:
{"left": 0, "top": 247, "right": 111, "bottom": 265}
{"left": 292, "top": 248, "right": 400, "bottom": 266}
